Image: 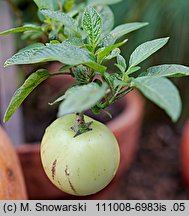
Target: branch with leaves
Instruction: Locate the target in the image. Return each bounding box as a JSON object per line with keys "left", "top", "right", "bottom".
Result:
{"left": 1, "top": 0, "right": 189, "bottom": 131}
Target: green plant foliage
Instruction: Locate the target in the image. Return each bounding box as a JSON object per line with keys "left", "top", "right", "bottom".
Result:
{"left": 127, "top": 66, "right": 141, "bottom": 75}
{"left": 97, "top": 6, "right": 114, "bottom": 38}
{"left": 17, "top": 43, "right": 45, "bottom": 52}
{"left": 144, "top": 65, "right": 189, "bottom": 78}
{"left": 33, "top": 0, "right": 55, "bottom": 10}
{"left": 40, "top": 9, "right": 81, "bottom": 37}
{"left": 104, "top": 48, "right": 120, "bottom": 61}
{"left": 1, "top": 1, "right": 189, "bottom": 123}
{"left": 57, "top": 83, "right": 107, "bottom": 116}
{"left": 96, "top": 39, "right": 127, "bottom": 63}
{"left": 87, "top": 0, "right": 123, "bottom": 5}
{"left": 0, "top": 24, "right": 42, "bottom": 35}
{"left": 129, "top": 37, "right": 169, "bottom": 67}
{"left": 115, "top": 54, "right": 127, "bottom": 72}
{"left": 131, "top": 77, "right": 181, "bottom": 122}
{"left": 101, "top": 22, "right": 148, "bottom": 47}
{"left": 82, "top": 6, "right": 102, "bottom": 48}
{"left": 4, "top": 41, "right": 94, "bottom": 66}
{"left": 4, "top": 69, "right": 49, "bottom": 122}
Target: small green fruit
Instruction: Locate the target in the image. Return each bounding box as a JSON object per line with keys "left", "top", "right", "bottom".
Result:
{"left": 40, "top": 114, "right": 120, "bottom": 196}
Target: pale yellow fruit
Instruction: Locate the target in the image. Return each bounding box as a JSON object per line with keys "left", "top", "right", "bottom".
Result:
{"left": 40, "top": 114, "right": 120, "bottom": 196}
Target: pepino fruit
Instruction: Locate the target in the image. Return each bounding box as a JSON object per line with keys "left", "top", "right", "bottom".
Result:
{"left": 40, "top": 114, "right": 120, "bottom": 196}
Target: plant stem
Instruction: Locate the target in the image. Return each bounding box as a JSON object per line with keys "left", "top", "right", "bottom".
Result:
{"left": 101, "top": 87, "right": 133, "bottom": 109}
{"left": 113, "top": 87, "right": 133, "bottom": 103}
{"left": 71, "top": 113, "right": 93, "bottom": 137}
{"left": 75, "top": 112, "right": 85, "bottom": 126}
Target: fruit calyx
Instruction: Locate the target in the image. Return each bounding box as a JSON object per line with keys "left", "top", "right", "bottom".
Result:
{"left": 71, "top": 113, "right": 93, "bottom": 137}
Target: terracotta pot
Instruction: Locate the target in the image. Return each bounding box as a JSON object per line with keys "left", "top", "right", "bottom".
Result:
{"left": 17, "top": 90, "right": 144, "bottom": 199}
{"left": 181, "top": 120, "right": 189, "bottom": 189}
{"left": 0, "top": 126, "right": 27, "bottom": 200}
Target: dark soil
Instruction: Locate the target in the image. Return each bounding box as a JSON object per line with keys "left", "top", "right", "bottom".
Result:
{"left": 115, "top": 104, "right": 189, "bottom": 200}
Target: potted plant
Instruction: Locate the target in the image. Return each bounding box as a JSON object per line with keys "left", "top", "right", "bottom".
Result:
{"left": 1, "top": 0, "right": 145, "bottom": 199}
{"left": 1, "top": 0, "right": 189, "bottom": 199}
{"left": 0, "top": 126, "right": 27, "bottom": 199}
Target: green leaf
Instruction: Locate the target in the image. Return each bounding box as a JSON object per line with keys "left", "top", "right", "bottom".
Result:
{"left": 0, "top": 24, "right": 42, "bottom": 36}
{"left": 104, "top": 48, "right": 120, "bottom": 61}
{"left": 82, "top": 7, "right": 102, "bottom": 48}
{"left": 97, "top": 6, "right": 114, "bottom": 38}
{"left": 103, "top": 72, "right": 114, "bottom": 90}
{"left": 58, "top": 65, "right": 73, "bottom": 72}
{"left": 67, "top": 8, "right": 79, "bottom": 17}
{"left": 96, "top": 39, "right": 127, "bottom": 63}
{"left": 18, "top": 43, "right": 45, "bottom": 53}
{"left": 4, "top": 69, "right": 50, "bottom": 122}
{"left": 21, "top": 31, "right": 43, "bottom": 41}
{"left": 67, "top": 37, "right": 84, "bottom": 46}
{"left": 116, "top": 54, "right": 127, "bottom": 72}
{"left": 49, "top": 95, "right": 66, "bottom": 106}
{"left": 104, "top": 72, "right": 125, "bottom": 90}
{"left": 40, "top": 9, "right": 81, "bottom": 37}
{"left": 5, "top": 41, "right": 106, "bottom": 73}
{"left": 131, "top": 77, "right": 181, "bottom": 122}
{"left": 4, "top": 41, "right": 94, "bottom": 66}
{"left": 127, "top": 66, "right": 141, "bottom": 75}
{"left": 113, "top": 78, "right": 126, "bottom": 88}
{"left": 57, "top": 83, "right": 107, "bottom": 116}
{"left": 143, "top": 64, "right": 189, "bottom": 78}
{"left": 33, "top": 0, "right": 54, "bottom": 10}
{"left": 101, "top": 22, "right": 148, "bottom": 47}
{"left": 129, "top": 37, "right": 169, "bottom": 67}
{"left": 85, "top": 62, "right": 107, "bottom": 73}
{"left": 87, "top": 0, "right": 123, "bottom": 5}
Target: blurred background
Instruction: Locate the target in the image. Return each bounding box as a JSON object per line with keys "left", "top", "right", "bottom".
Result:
{"left": 0, "top": 0, "right": 189, "bottom": 199}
